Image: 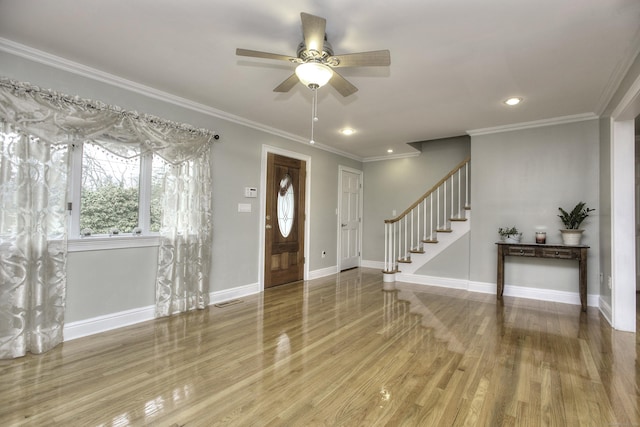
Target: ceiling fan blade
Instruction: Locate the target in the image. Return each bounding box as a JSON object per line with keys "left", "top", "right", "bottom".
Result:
{"left": 300, "top": 12, "right": 326, "bottom": 54}
{"left": 329, "top": 50, "right": 391, "bottom": 68}
{"left": 329, "top": 71, "right": 358, "bottom": 97}
{"left": 273, "top": 74, "right": 300, "bottom": 93}
{"left": 236, "top": 48, "right": 297, "bottom": 62}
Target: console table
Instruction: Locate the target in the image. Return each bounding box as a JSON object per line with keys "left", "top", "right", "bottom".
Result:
{"left": 496, "top": 242, "right": 589, "bottom": 311}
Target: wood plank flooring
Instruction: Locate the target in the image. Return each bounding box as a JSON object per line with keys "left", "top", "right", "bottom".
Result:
{"left": 1, "top": 268, "right": 638, "bottom": 426}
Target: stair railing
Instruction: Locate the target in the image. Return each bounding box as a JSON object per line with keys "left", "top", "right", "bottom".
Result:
{"left": 383, "top": 157, "right": 470, "bottom": 274}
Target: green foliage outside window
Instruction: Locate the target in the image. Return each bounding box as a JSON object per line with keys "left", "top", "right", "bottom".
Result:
{"left": 80, "top": 185, "right": 161, "bottom": 234}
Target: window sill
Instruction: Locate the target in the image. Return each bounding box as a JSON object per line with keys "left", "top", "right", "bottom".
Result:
{"left": 67, "top": 235, "right": 160, "bottom": 252}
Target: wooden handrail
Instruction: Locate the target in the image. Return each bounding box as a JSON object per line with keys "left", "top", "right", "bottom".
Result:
{"left": 384, "top": 156, "right": 470, "bottom": 224}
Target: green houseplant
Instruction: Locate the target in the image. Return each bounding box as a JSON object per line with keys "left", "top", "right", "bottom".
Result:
{"left": 498, "top": 226, "right": 521, "bottom": 243}
{"left": 558, "top": 202, "right": 594, "bottom": 245}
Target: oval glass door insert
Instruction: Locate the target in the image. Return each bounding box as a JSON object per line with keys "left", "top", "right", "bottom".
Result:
{"left": 277, "top": 174, "right": 295, "bottom": 237}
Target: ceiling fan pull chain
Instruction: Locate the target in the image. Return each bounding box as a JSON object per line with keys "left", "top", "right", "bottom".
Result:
{"left": 310, "top": 87, "right": 318, "bottom": 144}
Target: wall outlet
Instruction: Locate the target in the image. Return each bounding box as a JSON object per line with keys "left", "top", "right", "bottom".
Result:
{"left": 321, "top": 251, "right": 326, "bottom": 258}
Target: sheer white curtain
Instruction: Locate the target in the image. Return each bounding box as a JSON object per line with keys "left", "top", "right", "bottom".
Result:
{"left": 155, "top": 153, "right": 213, "bottom": 316}
{"left": 0, "top": 77, "right": 216, "bottom": 358}
{"left": 0, "top": 123, "right": 69, "bottom": 358}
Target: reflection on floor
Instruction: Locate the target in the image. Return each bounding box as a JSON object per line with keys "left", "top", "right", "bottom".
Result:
{"left": 0, "top": 268, "right": 638, "bottom": 425}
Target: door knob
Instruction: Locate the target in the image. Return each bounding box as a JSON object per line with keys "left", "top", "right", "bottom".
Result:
{"left": 265, "top": 224, "right": 272, "bottom": 229}
{"left": 341, "top": 223, "right": 347, "bottom": 227}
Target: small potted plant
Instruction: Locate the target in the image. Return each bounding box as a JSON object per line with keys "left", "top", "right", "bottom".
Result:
{"left": 558, "top": 201, "right": 595, "bottom": 245}
{"left": 498, "top": 226, "right": 521, "bottom": 243}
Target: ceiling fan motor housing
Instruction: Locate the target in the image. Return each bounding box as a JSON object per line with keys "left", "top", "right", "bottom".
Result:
{"left": 296, "top": 39, "right": 338, "bottom": 66}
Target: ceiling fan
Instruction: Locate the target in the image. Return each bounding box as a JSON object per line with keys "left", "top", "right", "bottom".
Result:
{"left": 236, "top": 12, "right": 391, "bottom": 97}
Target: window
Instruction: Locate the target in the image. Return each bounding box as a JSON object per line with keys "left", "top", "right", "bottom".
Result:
{"left": 69, "top": 143, "right": 167, "bottom": 240}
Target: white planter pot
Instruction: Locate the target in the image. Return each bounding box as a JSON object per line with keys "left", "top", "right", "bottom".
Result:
{"left": 503, "top": 234, "right": 522, "bottom": 243}
{"left": 560, "top": 229, "right": 584, "bottom": 246}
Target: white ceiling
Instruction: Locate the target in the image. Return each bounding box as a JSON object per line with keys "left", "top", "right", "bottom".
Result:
{"left": 1, "top": 0, "right": 639, "bottom": 159}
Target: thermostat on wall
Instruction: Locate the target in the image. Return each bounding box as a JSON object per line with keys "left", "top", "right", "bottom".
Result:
{"left": 244, "top": 187, "right": 257, "bottom": 198}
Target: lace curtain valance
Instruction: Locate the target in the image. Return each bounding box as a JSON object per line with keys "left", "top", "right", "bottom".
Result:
{"left": 0, "top": 77, "right": 218, "bottom": 164}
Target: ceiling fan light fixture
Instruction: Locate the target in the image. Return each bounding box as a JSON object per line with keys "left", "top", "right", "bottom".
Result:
{"left": 295, "top": 62, "right": 333, "bottom": 88}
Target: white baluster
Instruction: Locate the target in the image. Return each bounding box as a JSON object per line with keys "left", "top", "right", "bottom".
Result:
{"left": 430, "top": 194, "right": 434, "bottom": 240}
{"left": 436, "top": 187, "right": 440, "bottom": 230}
{"left": 457, "top": 169, "right": 462, "bottom": 218}
{"left": 384, "top": 223, "right": 388, "bottom": 271}
{"left": 465, "top": 162, "right": 470, "bottom": 208}
{"left": 416, "top": 204, "right": 420, "bottom": 250}
{"left": 443, "top": 179, "right": 448, "bottom": 230}
{"left": 403, "top": 217, "right": 408, "bottom": 260}
{"left": 423, "top": 198, "right": 427, "bottom": 241}
{"left": 410, "top": 209, "right": 414, "bottom": 252}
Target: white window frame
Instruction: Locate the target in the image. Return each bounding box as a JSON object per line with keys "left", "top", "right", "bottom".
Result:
{"left": 67, "top": 142, "right": 159, "bottom": 252}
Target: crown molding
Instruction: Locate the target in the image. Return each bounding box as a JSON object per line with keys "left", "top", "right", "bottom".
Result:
{"left": 0, "top": 38, "right": 363, "bottom": 162}
{"left": 466, "top": 113, "right": 599, "bottom": 137}
{"left": 362, "top": 151, "right": 421, "bottom": 163}
{"left": 594, "top": 26, "right": 640, "bottom": 116}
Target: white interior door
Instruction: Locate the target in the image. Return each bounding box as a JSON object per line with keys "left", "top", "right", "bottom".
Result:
{"left": 339, "top": 168, "right": 362, "bottom": 271}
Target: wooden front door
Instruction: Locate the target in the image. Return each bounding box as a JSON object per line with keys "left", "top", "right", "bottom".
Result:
{"left": 265, "top": 153, "right": 306, "bottom": 288}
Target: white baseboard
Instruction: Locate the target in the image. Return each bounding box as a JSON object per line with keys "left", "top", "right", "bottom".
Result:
{"left": 395, "top": 277, "right": 599, "bottom": 308}
{"left": 599, "top": 296, "right": 613, "bottom": 325}
{"left": 210, "top": 282, "right": 260, "bottom": 304}
{"left": 64, "top": 282, "right": 261, "bottom": 342}
{"left": 468, "top": 281, "right": 496, "bottom": 294}
{"left": 308, "top": 266, "right": 338, "bottom": 280}
{"left": 64, "top": 305, "right": 155, "bottom": 341}
{"left": 396, "top": 273, "right": 468, "bottom": 290}
{"left": 361, "top": 259, "right": 384, "bottom": 270}
{"left": 502, "top": 282, "right": 599, "bottom": 308}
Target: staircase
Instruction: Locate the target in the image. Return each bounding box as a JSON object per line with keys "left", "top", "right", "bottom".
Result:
{"left": 383, "top": 157, "right": 470, "bottom": 282}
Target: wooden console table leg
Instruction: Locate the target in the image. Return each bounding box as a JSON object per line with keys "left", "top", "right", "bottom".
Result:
{"left": 497, "top": 244, "right": 504, "bottom": 299}
{"left": 579, "top": 247, "right": 587, "bottom": 312}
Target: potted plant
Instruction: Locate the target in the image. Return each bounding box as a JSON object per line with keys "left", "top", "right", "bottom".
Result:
{"left": 498, "top": 226, "right": 521, "bottom": 243}
{"left": 557, "top": 201, "right": 595, "bottom": 245}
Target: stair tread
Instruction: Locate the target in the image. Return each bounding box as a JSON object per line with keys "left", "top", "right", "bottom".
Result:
{"left": 397, "top": 258, "right": 412, "bottom": 263}
{"left": 449, "top": 217, "right": 468, "bottom": 222}
{"left": 436, "top": 229, "right": 453, "bottom": 233}
{"left": 422, "top": 239, "right": 438, "bottom": 244}
{"left": 409, "top": 249, "right": 425, "bottom": 254}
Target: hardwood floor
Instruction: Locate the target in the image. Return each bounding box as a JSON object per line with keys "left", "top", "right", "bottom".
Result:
{"left": 1, "top": 268, "right": 638, "bottom": 426}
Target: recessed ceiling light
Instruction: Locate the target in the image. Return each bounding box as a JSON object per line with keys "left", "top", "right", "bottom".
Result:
{"left": 387, "top": 149, "right": 393, "bottom": 153}
{"left": 340, "top": 128, "right": 355, "bottom": 136}
{"left": 504, "top": 97, "right": 523, "bottom": 106}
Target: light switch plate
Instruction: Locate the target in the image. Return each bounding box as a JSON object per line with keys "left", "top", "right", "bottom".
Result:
{"left": 238, "top": 203, "right": 251, "bottom": 213}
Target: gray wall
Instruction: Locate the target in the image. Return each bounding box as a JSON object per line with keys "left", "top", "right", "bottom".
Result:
{"left": 469, "top": 120, "right": 600, "bottom": 295}
{"left": 0, "top": 51, "right": 361, "bottom": 322}
{"left": 362, "top": 136, "right": 471, "bottom": 262}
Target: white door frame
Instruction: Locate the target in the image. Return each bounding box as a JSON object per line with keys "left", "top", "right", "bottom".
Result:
{"left": 259, "top": 145, "right": 311, "bottom": 290}
{"left": 337, "top": 165, "right": 363, "bottom": 272}
{"left": 610, "top": 70, "right": 640, "bottom": 332}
